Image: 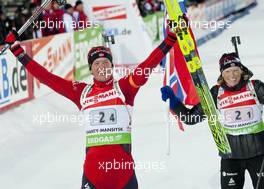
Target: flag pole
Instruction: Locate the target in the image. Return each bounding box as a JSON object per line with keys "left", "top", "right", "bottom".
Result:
{"left": 166, "top": 49, "right": 171, "bottom": 156}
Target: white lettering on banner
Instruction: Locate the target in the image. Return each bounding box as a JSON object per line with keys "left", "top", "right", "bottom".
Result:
{"left": 32, "top": 33, "right": 75, "bottom": 99}
{"left": 82, "top": 89, "right": 119, "bottom": 107}
{"left": 93, "top": 5, "right": 127, "bottom": 20}
{"left": 43, "top": 38, "right": 72, "bottom": 72}
{"left": 87, "top": 0, "right": 153, "bottom": 65}
{"left": 219, "top": 91, "right": 254, "bottom": 108}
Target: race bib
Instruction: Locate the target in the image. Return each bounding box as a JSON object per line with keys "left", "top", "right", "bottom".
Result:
{"left": 83, "top": 105, "right": 132, "bottom": 147}
{"left": 89, "top": 108, "right": 117, "bottom": 126}
{"left": 220, "top": 105, "right": 264, "bottom": 135}
{"left": 224, "top": 107, "right": 254, "bottom": 124}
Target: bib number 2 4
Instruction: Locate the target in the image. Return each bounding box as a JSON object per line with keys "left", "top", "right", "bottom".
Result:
{"left": 90, "top": 109, "right": 117, "bottom": 125}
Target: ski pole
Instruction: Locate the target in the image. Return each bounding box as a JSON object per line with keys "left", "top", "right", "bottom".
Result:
{"left": 0, "top": 0, "right": 67, "bottom": 55}
{"left": 256, "top": 157, "right": 264, "bottom": 189}
{"left": 231, "top": 36, "right": 241, "bottom": 58}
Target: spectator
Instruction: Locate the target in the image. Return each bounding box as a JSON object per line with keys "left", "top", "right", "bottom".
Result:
{"left": 52, "top": 0, "right": 64, "bottom": 34}
{"left": 4, "top": 16, "right": 13, "bottom": 35}
{"left": 143, "top": 0, "right": 154, "bottom": 14}
{"left": 12, "top": 8, "right": 22, "bottom": 38}
{"left": 137, "top": 0, "right": 158, "bottom": 17}
{"left": 156, "top": 0, "right": 165, "bottom": 11}
{"left": 32, "top": 0, "right": 42, "bottom": 6}
{"left": 73, "top": 0, "right": 89, "bottom": 30}
{"left": 14, "top": 8, "right": 33, "bottom": 40}
{"left": 0, "top": 9, "right": 7, "bottom": 45}
{"left": 63, "top": 3, "right": 77, "bottom": 33}
{"left": 30, "top": 2, "right": 43, "bottom": 39}
{"left": 41, "top": 3, "right": 57, "bottom": 37}
{"left": 148, "top": 0, "right": 157, "bottom": 11}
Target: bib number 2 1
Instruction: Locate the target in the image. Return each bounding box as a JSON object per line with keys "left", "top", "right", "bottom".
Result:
{"left": 225, "top": 107, "right": 254, "bottom": 123}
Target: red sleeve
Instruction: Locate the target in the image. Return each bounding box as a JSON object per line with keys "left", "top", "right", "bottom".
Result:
{"left": 118, "top": 76, "right": 139, "bottom": 106}
{"left": 20, "top": 54, "right": 85, "bottom": 110}
{"left": 118, "top": 32, "right": 177, "bottom": 106}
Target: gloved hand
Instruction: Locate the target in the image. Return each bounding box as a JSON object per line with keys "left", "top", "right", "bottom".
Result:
{"left": 161, "top": 86, "right": 181, "bottom": 110}
{"left": 5, "top": 30, "right": 25, "bottom": 58}
{"left": 167, "top": 13, "right": 189, "bottom": 34}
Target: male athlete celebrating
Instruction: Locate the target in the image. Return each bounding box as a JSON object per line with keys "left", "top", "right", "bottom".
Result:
{"left": 5, "top": 30, "right": 177, "bottom": 189}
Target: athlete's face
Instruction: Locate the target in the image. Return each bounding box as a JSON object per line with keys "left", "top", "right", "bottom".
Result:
{"left": 52, "top": 2, "right": 60, "bottom": 10}
{"left": 76, "top": 4, "right": 84, "bottom": 12}
{"left": 222, "top": 66, "right": 242, "bottom": 87}
{"left": 91, "top": 57, "right": 113, "bottom": 82}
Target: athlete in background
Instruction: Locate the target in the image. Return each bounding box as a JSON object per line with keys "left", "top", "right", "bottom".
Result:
{"left": 161, "top": 52, "right": 264, "bottom": 189}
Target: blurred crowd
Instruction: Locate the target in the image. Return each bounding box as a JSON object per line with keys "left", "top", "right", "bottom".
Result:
{"left": 137, "top": 0, "right": 165, "bottom": 17}
{"left": 0, "top": 0, "right": 208, "bottom": 45}
{"left": 137, "top": 0, "right": 206, "bottom": 17}
{"left": 0, "top": 0, "right": 89, "bottom": 45}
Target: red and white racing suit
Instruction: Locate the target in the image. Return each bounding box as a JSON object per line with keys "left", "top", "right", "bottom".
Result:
{"left": 18, "top": 33, "right": 177, "bottom": 189}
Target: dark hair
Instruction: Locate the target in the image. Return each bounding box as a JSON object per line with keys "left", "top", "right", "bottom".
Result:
{"left": 64, "top": 3, "right": 73, "bottom": 10}
{"left": 75, "top": 0, "right": 83, "bottom": 7}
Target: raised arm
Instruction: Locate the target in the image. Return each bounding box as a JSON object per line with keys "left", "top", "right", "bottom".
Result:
{"left": 5, "top": 31, "right": 84, "bottom": 109}
{"left": 131, "top": 32, "right": 177, "bottom": 87}
{"left": 118, "top": 32, "right": 177, "bottom": 106}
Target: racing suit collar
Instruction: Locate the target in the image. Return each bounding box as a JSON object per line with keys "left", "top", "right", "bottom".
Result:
{"left": 93, "top": 77, "right": 114, "bottom": 88}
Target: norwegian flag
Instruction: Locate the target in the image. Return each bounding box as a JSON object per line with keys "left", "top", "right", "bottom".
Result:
{"left": 162, "top": 3, "right": 200, "bottom": 130}
{"left": 163, "top": 47, "right": 187, "bottom": 104}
